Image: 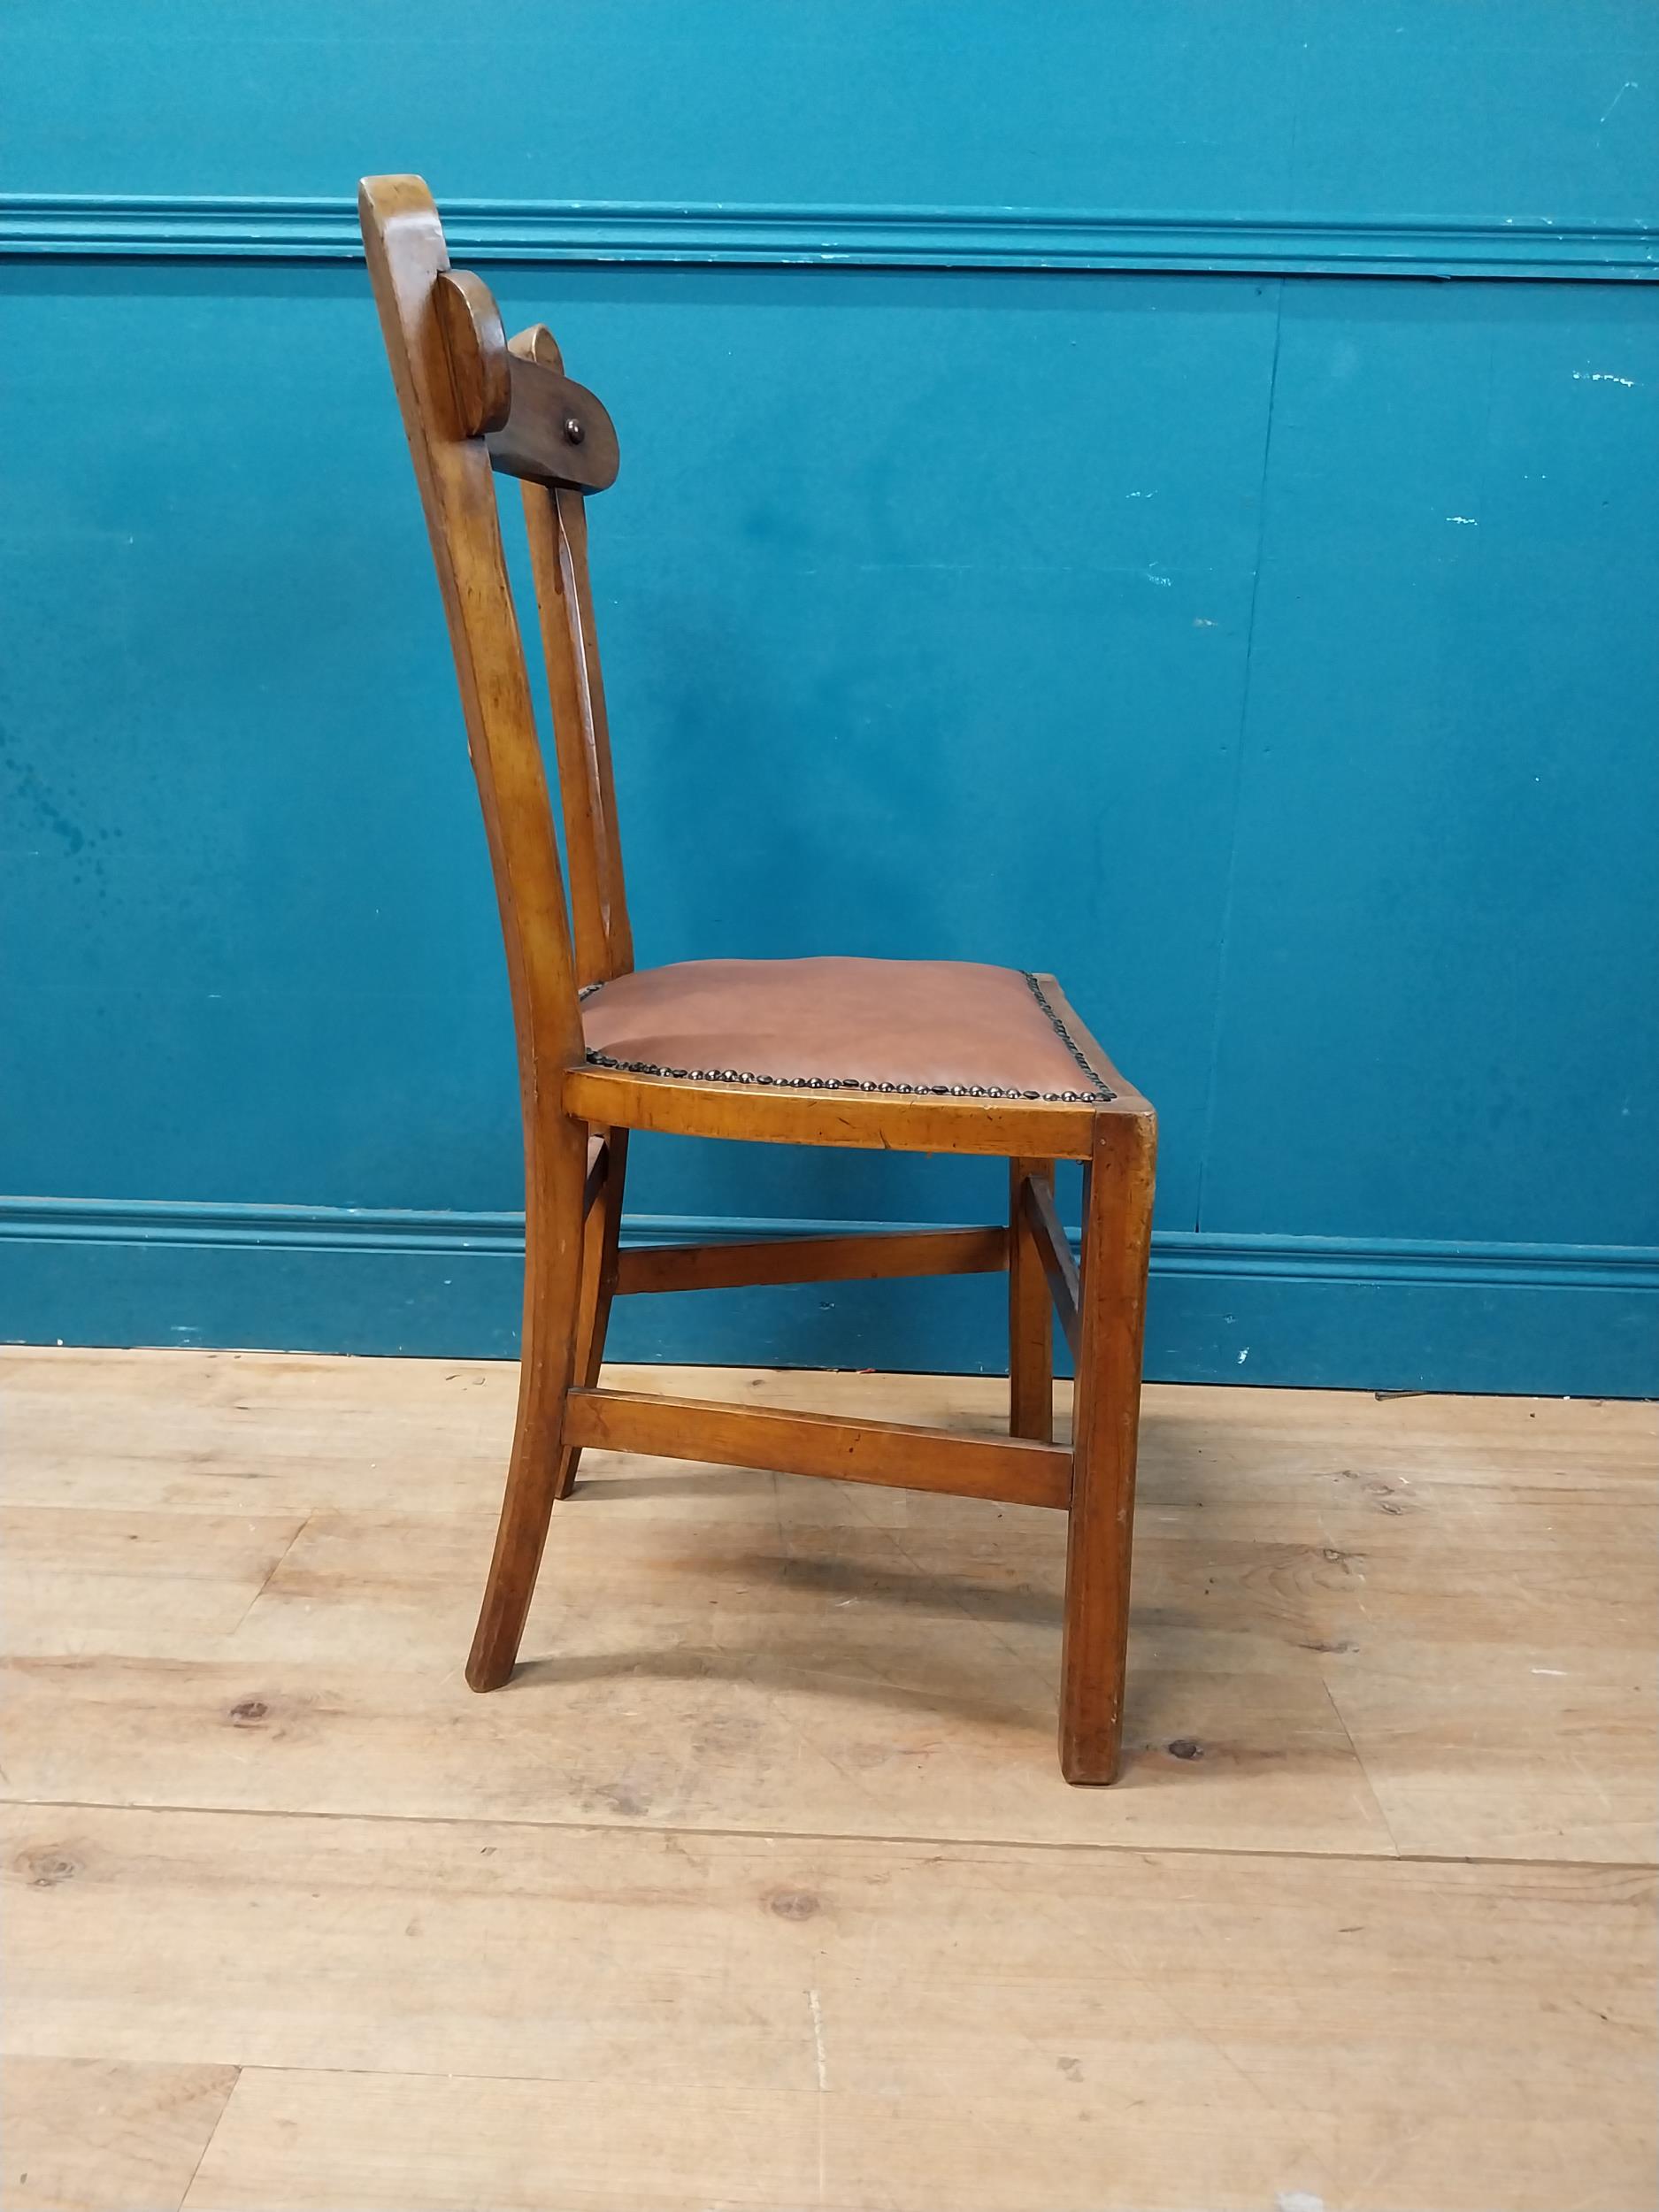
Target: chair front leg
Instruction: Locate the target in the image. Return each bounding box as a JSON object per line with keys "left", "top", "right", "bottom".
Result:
{"left": 1058, "top": 1110, "right": 1156, "bottom": 1785}
{"left": 553, "top": 1128, "right": 629, "bottom": 1501}
{"left": 466, "top": 1104, "right": 592, "bottom": 1691}
{"left": 1008, "top": 1156, "right": 1056, "bottom": 1442}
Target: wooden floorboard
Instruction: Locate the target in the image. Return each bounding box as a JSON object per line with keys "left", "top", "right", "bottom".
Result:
{"left": 0, "top": 2057, "right": 237, "bottom": 2212}
{"left": 9, "top": 1804, "right": 1654, "bottom": 2212}
{"left": 1, "top": 1347, "right": 1654, "bottom": 2210}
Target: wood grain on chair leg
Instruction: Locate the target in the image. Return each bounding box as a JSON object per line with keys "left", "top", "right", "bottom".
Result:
{"left": 553, "top": 1130, "right": 628, "bottom": 1501}
{"left": 1058, "top": 1111, "right": 1156, "bottom": 1785}
{"left": 465, "top": 1108, "right": 592, "bottom": 1690}
{"left": 1008, "top": 1158, "right": 1056, "bottom": 1443}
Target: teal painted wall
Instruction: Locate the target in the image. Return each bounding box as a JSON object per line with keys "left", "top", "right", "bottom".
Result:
{"left": 3, "top": 2, "right": 1656, "bottom": 1391}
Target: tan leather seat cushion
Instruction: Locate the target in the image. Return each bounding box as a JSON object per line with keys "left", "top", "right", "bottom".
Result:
{"left": 580, "top": 956, "right": 1112, "bottom": 1102}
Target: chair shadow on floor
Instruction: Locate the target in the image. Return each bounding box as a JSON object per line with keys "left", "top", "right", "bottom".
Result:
{"left": 495, "top": 1409, "right": 1294, "bottom": 1758}
{"left": 705, "top": 1547, "right": 1064, "bottom": 1630}
{"left": 505, "top": 1645, "right": 1045, "bottom": 1737}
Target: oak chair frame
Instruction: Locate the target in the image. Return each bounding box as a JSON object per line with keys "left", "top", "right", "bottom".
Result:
{"left": 360, "top": 175, "right": 1157, "bottom": 1784}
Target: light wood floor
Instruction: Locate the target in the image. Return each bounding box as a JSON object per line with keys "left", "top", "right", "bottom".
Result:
{"left": 2, "top": 1348, "right": 1655, "bottom": 2212}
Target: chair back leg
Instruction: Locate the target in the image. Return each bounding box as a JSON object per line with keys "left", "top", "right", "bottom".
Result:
{"left": 1008, "top": 1157, "right": 1057, "bottom": 1441}
{"left": 465, "top": 1107, "right": 593, "bottom": 1689}
{"left": 553, "top": 1130, "right": 630, "bottom": 1501}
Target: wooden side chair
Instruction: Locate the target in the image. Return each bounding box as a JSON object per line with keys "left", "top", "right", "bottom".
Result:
{"left": 360, "top": 175, "right": 1157, "bottom": 1784}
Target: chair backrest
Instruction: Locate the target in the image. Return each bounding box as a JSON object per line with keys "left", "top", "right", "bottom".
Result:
{"left": 357, "top": 174, "right": 633, "bottom": 1110}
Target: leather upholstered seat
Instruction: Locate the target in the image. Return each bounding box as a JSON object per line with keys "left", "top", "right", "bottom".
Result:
{"left": 580, "top": 956, "right": 1115, "bottom": 1103}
